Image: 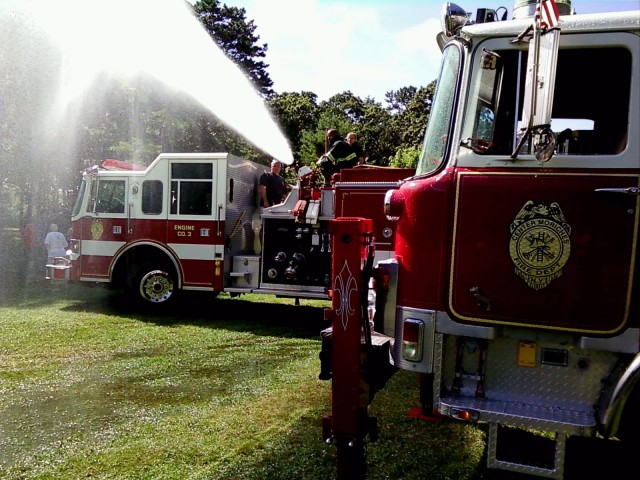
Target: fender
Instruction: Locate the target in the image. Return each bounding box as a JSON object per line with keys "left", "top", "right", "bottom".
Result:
{"left": 600, "top": 352, "right": 640, "bottom": 438}
{"left": 112, "top": 241, "right": 183, "bottom": 288}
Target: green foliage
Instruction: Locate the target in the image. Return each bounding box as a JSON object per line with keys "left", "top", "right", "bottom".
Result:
{"left": 387, "top": 82, "right": 435, "bottom": 149}
{"left": 267, "top": 91, "right": 320, "bottom": 162}
{"left": 389, "top": 145, "right": 421, "bottom": 169}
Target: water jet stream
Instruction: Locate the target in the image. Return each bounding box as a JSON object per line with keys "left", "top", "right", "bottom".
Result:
{"left": 3, "top": 0, "right": 294, "bottom": 164}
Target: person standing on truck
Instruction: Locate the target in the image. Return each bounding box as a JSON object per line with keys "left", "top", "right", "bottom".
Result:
{"left": 259, "top": 159, "right": 288, "bottom": 208}
{"left": 316, "top": 129, "right": 357, "bottom": 185}
{"left": 44, "top": 223, "right": 68, "bottom": 265}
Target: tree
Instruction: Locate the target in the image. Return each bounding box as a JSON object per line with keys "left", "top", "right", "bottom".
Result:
{"left": 386, "top": 83, "right": 436, "bottom": 168}
{"left": 268, "top": 91, "right": 320, "bottom": 162}
{"left": 0, "top": 13, "right": 74, "bottom": 229}
{"left": 192, "top": 0, "right": 274, "bottom": 97}
{"left": 387, "top": 84, "right": 434, "bottom": 147}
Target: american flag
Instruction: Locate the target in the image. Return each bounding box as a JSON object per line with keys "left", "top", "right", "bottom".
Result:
{"left": 536, "top": 0, "right": 560, "bottom": 29}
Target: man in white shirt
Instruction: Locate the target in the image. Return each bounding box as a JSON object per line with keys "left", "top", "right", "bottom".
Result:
{"left": 44, "top": 223, "right": 68, "bottom": 264}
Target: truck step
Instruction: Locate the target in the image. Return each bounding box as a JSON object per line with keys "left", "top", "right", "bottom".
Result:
{"left": 438, "top": 394, "right": 595, "bottom": 435}
{"left": 487, "top": 423, "right": 565, "bottom": 480}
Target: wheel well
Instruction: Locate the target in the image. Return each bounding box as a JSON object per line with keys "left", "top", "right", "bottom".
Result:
{"left": 112, "top": 245, "right": 180, "bottom": 289}
{"left": 598, "top": 353, "right": 640, "bottom": 442}
{"left": 616, "top": 377, "right": 640, "bottom": 443}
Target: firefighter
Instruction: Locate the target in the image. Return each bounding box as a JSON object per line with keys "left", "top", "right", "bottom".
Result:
{"left": 316, "top": 129, "right": 357, "bottom": 185}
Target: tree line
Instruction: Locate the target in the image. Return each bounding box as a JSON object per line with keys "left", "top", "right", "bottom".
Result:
{"left": 0, "top": 0, "right": 435, "bottom": 231}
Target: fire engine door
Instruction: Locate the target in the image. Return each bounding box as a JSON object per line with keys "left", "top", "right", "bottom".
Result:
{"left": 167, "top": 160, "right": 226, "bottom": 288}
{"left": 449, "top": 170, "right": 639, "bottom": 334}
{"left": 79, "top": 176, "right": 129, "bottom": 278}
{"left": 448, "top": 40, "right": 638, "bottom": 335}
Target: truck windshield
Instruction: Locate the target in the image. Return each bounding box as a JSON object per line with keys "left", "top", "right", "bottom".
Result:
{"left": 416, "top": 44, "right": 461, "bottom": 176}
{"left": 71, "top": 179, "right": 87, "bottom": 218}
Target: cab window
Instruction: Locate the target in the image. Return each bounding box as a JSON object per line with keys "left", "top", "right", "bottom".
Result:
{"left": 463, "top": 46, "right": 631, "bottom": 156}
{"left": 142, "top": 180, "right": 163, "bottom": 215}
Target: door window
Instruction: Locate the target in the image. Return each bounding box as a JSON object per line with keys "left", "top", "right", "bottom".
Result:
{"left": 170, "top": 163, "right": 213, "bottom": 216}
{"left": 462, "top": 46, "right": 631, "bottom": 156}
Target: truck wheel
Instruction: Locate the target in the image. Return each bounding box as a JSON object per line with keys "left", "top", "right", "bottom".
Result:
{"left": 135, "top": 266, "right": 175, "bottom": 304}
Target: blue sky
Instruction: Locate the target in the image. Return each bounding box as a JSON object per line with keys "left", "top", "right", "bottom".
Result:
{"left": 221, "top": 0, "right": 640, "bottom": 102}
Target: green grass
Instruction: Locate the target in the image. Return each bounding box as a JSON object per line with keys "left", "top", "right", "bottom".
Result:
{"left": 0, "top": 284, "right": 486, "bottom": 479}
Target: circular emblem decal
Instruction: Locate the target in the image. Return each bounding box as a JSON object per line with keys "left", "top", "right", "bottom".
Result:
{"left": 509, "top": 201, "right": 571, "bottom": 290}
{"left": 91, "top": 219, "right": 104, "bottom": 240}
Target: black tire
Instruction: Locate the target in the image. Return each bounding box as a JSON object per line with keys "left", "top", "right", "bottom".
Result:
{"left": 132, "top": 264, "right": 176, "bottom": 305}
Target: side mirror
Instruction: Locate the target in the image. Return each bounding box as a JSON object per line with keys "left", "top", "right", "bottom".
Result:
{"left": 532, "top": 126, "right": 556, "bottom": 163}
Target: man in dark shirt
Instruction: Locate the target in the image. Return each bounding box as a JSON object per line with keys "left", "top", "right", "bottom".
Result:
{"left": 259, "top": 159, "right": 288, "bottom": 208}
{"left": 316, "top": 129, "right": 357, "bottom": 185}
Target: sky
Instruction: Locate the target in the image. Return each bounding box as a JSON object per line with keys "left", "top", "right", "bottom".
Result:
{"left": 219, "top": 0, "right": 640, "bottom": 102}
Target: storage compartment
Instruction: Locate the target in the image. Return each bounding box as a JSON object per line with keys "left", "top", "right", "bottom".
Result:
{"left": 320, "top": 188, "right": 334, "bottom": 218}
{"left": 260, "top": 218, "right": 331, "bottom": 290}
{"left": 230, "top": 255, "right": 260, "bottom": 289}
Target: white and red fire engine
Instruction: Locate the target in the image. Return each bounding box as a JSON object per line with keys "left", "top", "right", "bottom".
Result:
{"left": 53, "top": 152, "right": 412, "bottom": 305}
{"left": 321, "top": 1, "right": 640, "bottom": 479}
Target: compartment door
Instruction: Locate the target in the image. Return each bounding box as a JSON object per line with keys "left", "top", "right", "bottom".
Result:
{"left": 449, "top": 170, "right": 639, "bottom": 334}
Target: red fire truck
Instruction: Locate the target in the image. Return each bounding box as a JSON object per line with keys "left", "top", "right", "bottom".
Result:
{"left": 54, "top": 152, "right": 412, "bottom": 305}
{"left": 321, "top": 1, "right": 640, "bottom": 478}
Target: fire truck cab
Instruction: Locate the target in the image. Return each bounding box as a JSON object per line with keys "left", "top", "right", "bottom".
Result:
{"left": 322, "top": 1, "right": 640, "bottom": 479}
{"left": 63, "top": 152, "right": 412, "bottom": 305}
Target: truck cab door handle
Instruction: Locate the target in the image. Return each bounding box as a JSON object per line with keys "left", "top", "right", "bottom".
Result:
{"left": 595, "top": 187, "right": 640, "bottom": 196}
{"left": 470, "top": 286, "right": 492, "bottom": 311}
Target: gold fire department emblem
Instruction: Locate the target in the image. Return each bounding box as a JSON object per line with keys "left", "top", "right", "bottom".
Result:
{"left": 509, "top": 201, "right": 571, "bottom": 290}
{"left": 91, "top": 219, "right": 104, "bottom": 240}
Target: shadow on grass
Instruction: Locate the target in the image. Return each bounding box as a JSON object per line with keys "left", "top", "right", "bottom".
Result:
{"left": 190, "top": 370, "right": 487, "bottom": 480}
{"left": 97, "top": 288, "right": 327, "bottom": 338}
{"left": 0, "top": 280, "right": 330, "bottom": 340}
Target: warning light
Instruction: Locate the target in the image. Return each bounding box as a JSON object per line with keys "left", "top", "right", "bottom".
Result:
{"left": 450, "top": 408, "right": 479, "bottom": 422}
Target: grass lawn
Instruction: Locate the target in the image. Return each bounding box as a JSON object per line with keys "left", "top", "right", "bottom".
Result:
{"left": 0, "top": 283, "right": 486, "bottom": 479}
